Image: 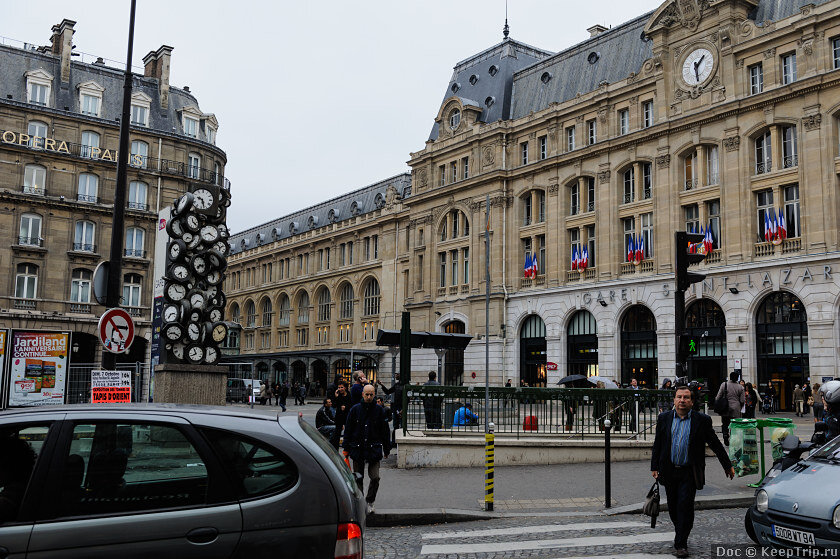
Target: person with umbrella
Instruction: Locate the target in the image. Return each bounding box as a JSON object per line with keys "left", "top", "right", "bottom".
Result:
{"left": 557, "top": 375, "right": 588, "bottom": 431}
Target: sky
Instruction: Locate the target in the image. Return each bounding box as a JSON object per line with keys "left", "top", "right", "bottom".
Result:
{"left": 3, "top": 0, "right": 660, "bottom": 234}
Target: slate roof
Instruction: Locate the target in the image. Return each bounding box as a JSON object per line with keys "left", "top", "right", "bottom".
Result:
{"left": 228, "top": 173, "right": 411, "bottom": 256}
{"left": 0, "top": 43, "right": 220, "bottom": 150}
{"left": 751, "top": 0, "right": 833, "bottom": 25}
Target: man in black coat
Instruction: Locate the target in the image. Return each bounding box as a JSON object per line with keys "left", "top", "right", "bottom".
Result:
{"left": 344, "top": 384, "right": 391, "bottom": 514}
{"left": 329, "top": 380, "right": 352, "bottom": 450}
{"left": 651, "top": 385, "right": 735, "bottom": 558}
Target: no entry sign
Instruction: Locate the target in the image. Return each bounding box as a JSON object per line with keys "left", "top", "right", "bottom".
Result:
{"left": 98, "top": 308, "right": 135, "bottom": 354}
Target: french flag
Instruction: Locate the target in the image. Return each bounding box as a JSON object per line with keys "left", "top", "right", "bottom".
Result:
{"left": 705, "top": 224, "right": 714, "bottom": 253}
{"left": 580, "top": 246, "right": 589, "bottom": 271}
{"left": 524, "top": 253, "right": 533, "bottom": 278}
{"left": 770, "top": 211, "right": 778, "bottom": 240}
{"left": 764, "top": 212, "right": 771, "bottom": 243}
{"left": 531, "top": 252, "right": 539, "bottom": 276}
{"left": 571, "top": 247, "right": 578, "bottom": 270}
{"left": 627, "top": 235, "right": 634, "bottom": 262}
{"left": 778, "top": 208, "right": 787, "bottom": 240}
{"left": 634, "top": 234, "right": 644, "bottom": 264}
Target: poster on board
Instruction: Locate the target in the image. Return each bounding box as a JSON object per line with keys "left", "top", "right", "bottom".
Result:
{"left": 91, "top": 370, "right": 132, "bottom": 403}
{"left": 7, "top": 331, "right": 70, "bottom": 407}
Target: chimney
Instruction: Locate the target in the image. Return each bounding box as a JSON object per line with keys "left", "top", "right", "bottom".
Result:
{"left": 50, "top": 19, "right": 76, "bottom": 82}
{"left": 142, "top": 45, "right": 174, "bottom": 109}
{"left": 587, "top": 24, "right": 608, "bottom": 38}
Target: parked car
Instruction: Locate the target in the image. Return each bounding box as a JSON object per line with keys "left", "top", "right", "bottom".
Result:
{"left": 0, "top": 405, "right": 365, "bottom": 558}
{"left": 748, "top": 434, "right": 840, "bottom": 550}
{"left": 226, "top": 378, "right": 260, "bottom": 403}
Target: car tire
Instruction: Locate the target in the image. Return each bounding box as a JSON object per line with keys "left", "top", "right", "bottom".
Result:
{"left": 744, "top": 509, "right": 758, "bottom": 544}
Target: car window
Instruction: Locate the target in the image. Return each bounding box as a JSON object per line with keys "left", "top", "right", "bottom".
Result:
{"left": 0, "top": 424, "right": 50, "bottom": 525}
{"left": 202, "top": 428, "right": 298, "bottom": 498}
{"left": 296, "top": 419, "right": 357, "bottom": 495}
{"left": 811, "top": 435, "right": 840, "bottom": 460}
{"left": 59, "top": 422, "right": 209, "bottom": 517}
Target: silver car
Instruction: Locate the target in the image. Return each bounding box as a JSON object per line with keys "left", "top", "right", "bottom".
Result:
{"left": 748, "top": 435, "right": 840, "bottom": 550}
{"left": 0, "top": 404, "right": 364, "bottom": 558}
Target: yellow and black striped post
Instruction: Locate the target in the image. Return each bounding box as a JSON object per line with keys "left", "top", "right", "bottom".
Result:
{"left": 485, "top": 421, "right": 495, "bottom": 511}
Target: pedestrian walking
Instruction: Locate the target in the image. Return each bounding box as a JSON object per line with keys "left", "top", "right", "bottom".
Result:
{"left": 377, "top": 374, "right": 403, "bottom": 447}
{"left": 793, "top": 384, "right": 804, "bottom": 416}
{"left": 316, "top": 397, "right": 336, "bottom": 439}
{"left": 343, "top": 384, "right": 391, "bottom": 515}
{"left": 350, "top": 372, "right": 365, "bottom": 407}
{"left": 422, "top": 371, "right": 442, "bottom": 429}
{"left": 628, "top": 377, "right": 640, "bottom": 432}
{"left": 272, "top": 381, "right": 281, "bottom": 407}
{"left": 279, "top": 381, "right": 289, "bottom": 411}
{"left": 803, "top": 381, "right": 812, "bottom": 414}
{"left": 651, "top": 385, "right": 735, "bottom": 557}
{"left": 744, "top": 382, "right": 758, "bottom": 419}
{"left": 715, "top": 371, "right": 745, "bottom": 445}
{"left": 812, "top": 383, "right": 824, "bottom": 423}
{"left": 298, "top": 383, "right": 307, "bottom": 405}
{"left": 258, "top": 381, "right": 270, "bottom": 405}
{"left": 329, "top": 380, "right": 351, "bottom": 450}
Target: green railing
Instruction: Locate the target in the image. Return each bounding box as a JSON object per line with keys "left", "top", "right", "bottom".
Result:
{"left": 401, "top": 385, "right": 709, "bottom": 440}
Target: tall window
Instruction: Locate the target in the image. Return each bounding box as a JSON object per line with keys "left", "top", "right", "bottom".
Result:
{"left": 128, "top": 181, "right": 148, "bottom": 210}
{"left": 262, "top": 298, "right": 273, "bottom": 327}
{"left": 521, "top": 142, "right": 529, "bottom": 165}
{"left": 462, "top": 156, "right": 469, "bottom": 179}
{"left": 15, "top": 264, "right": 38, "bottom": 299}
{"left": 417, "top": 254, "right": 424, "bottom": 290}
{"left": 70, "top": 269, "right": 92, "bottom": 303}
{"left": 643, "top": 101, "right": 653, "bottom": 128}
{"left": 782, "top": 53, "right": 797, "bottom": 84}
{"left": 450, "top": 161, "right": 458, "bottom": 183}
{"left": 24, "top": 164, "right": 46, "bottom": 194}
{"left": 684, "top": 150, "right": 697, "bottom": 189}
{"left": 569, "top": 228, "right": 580, "bottom": 268}
{"left": 74, "top": 220, "right": 95, "bottom": 252}
{"left": 707, "top": 199, "right": 721, "bottom": 249}
{"left": 536, "top": 190, "right": 545, "bottom": 223}
{"left": 536, "top": 236, "right": 545, "bottom": 273}
{"left": 781, "top": 125, "right": 798, "bottom": 168}
{"left": 570, "top": 181, "right": 580, "bottom": 215}
{"left": 80, "top": 131, "right": 100, "bottom": 159}
{"left": 19, "top": 213, "right": 42, "bottom": 246}
{"left": 623, "top": 167, "right": 635, "bottom": 203}
{"left": 297, "top": 292, "right": 310, "bottom": 324}
{"left": 122, "top": 274, "right": 142, "bottom": 307}
{"left": 641, "top": 212, "right": 654, "bottom": 258}
{"left": 523, "top": 195, "right": 533, "bottom": 225}
{"left": 363, "top": 279, "right": 381, "bottom": 316}
{"left": 318, "top": 289, "right": 331, "bottom": 321}
{"left": 684, "top": 204, "right": 700, "bottom": 233}
{"left": 80, "top": 93, "right": 100, "bottom": 116}
{"left": 347, "top": 241, "right": 353, "bottom": 265}
{"left": 586, "top": 177, "right": 596, "bottom": 211}
{"left": 125, "top": 227, "right": 145, "bottom": 257}
{"left": 706, "top": 146, "right": 719, "bottom": 185}
{"left": 833, "top": 37, "right": 840, "bottom": 69}
{"left": 131, "top": 104, "right": 148, "bottom": 126}
{"left": 462, "top": 248, "right": 469, "bottom": 284}
{"left": 586, "top": 225, "right": 596, "bottom": 268}
{"left": 77, "top": 173, "right": 98, "bottom": 203}
{"left": 749, "top": 63, "right": 763, "bottom": 95}
{"left": 340, "top": 284, "right": 354, "bottom": 319}
{"left": 439, "top": 252, "right": 447, "bottom": 287}
{"left": 539, "top": 135, "right": 547, "bottom": 160}
{"left": 27, "top": 121, "right": 48, "bottom": 148}
{"left": 784, "top": 185, "right": 801, "bottom": 238}
{"left": 231, "top": 303, "right": 241, "bottom": 324}
{"left": 755, "top": 131, "right": 772, "bottom": 174}
{"left": 278, "top": 294, "right": 291, "bottom": 326}
{"left": 623, "top": 217, "right": 635, "bottom": 257}
{"left": 130, "top": 140, "right": 148, "bottom": 168}
{"left": 619, "top": 109, "right": 629, "bottom": 135}
{"left": 756, "top": 189, "right": 774, "bottom": 241}
{"left": 188, "top": 153, "right": 201, "bottom": 179}
{"left": 28, "top": 82, "right": 48, "bottom": 106}
{"left": 587, "top": 119, "right": 597, "bottom": 145}
{"left": 642, "top": 163, "right": 652, "bottom": 199}
{"left": 244, "top": 301, "right": 256, "bottom": 327}
{"left": 183, "top": 116, "right": 198, "bottom": 138}
{"left": 439, "top": 165, "right": 446, "bottom": 186}
{"left": 566, "top": 126, "right": 576, "bottom": 151}
{"left": 450, "top": 249, "right": 458, "bottom": 285}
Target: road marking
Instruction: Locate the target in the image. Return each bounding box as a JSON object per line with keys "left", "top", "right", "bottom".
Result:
{"left": 422, "top": 520, "right": 649, "bottom": 540}
{"left": 420, "top": 532, "right": 674, "bottom": 555}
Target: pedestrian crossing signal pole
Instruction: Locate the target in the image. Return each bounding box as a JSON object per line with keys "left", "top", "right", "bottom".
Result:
{"left": 485, "top": 421, "right": 495, "bottom": 511}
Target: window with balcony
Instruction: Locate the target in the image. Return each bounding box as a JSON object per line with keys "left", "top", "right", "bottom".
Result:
{"left": 24, "top": 164, "right": 46, "bottom": 195}
{"left": 623, "top": 167, "right": 635, "bottom": 203}
{"left": 756, "top": 189, "right": 774, "bottom": 241}
{"left": 122, "top": 273, "right": 141, "bottom": 307}
{"left": 641, "top": 212, "right": 654, "bottom": 258}
{"left": 128, "top": 181, "right": 148, "bottom": 210}
{"left": 188, "top": 152, "right": 201, "bottom": 179}
{"left": 643, "top": 101, "right": 653, "bottom": 128}
{"left": 707, "top": 199, "right": 721, "bottom": 249}
{"left": 539, "top": 135, "right": 547, "bottom": 160}
{"left": 784, "top": 185, "right": 801, "bottom": 238}
{"left": 781, "top": 53, "right": 797, "bottom": 85}
{"left": 27, "top": 121, "right": 48, "bottom": 148}
{"left": 587, "top": 119, "right": 597, "bottom": 145}
{"left": 77, "top": 173, "right": 98, "bottom": 203}
{"left": 749, "top": 63, "right": 763, "bottom": 95}
{"left": 278, "top": 294, "right": 291, "bottom": 326}
{"left": 318, "top": 289, "right": 331, "bottom": 322}
{"left": 70, "top": 269, "right": 92, "bottom": 303}
{"left": 569, "top": 228, "right": 580, "bottom": 268}
{"left": 125, "top": 227, "right": 145, "bottom": 258}
{"left": 19, "top": 213, "right": 42, "bottom": 247}
{"left": 618, "top": 109, "right": 629, "bottom": 135}
{"left": 74, "top": 220, "right": 95, "bottom": 252}
{"left": 566, "top": 126, "right": 576, "bottom": 151}
{"left": 755, "top": 131, "right": 772, "bottom": 174}
{"left": 15, "top": 263, "right": 38, "bottom": 299}
{"left": 297, "top": 292, "right": 310, "bottom": 324}
{"left": 363, "top": 279, "right": 381, "bottom": 316}
{"left": 622, "top": 217, "right": 635, "bottom": 257}
{"left": 80, "top": 131, "right": 100, "bottom": 159}
{"left": 570, "top": 182, "right": 580, "bottom": 215}
{"left": 781, "top": 125, "right": 798, "bottom": 168}
{"left": 130, "top": 140, "right": 148, "bottom": 168}
{"left": 339, "top": 283, "right": 354, "bottom": 319}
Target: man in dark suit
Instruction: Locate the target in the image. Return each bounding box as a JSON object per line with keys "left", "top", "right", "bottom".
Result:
{"left": 651, "top": 385, "right": 735, "bottom": 558}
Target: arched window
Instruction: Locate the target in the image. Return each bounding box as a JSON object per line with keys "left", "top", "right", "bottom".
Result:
{"left": 444, "top": 320, "right": 466, "bottom": 386}
{"left": 620, "top": 305, "right": 657, "bottom": 387}
{"left": 128, "top": 181, "right": 148, "bottom": 210}
{"left": 297, "top": 292, "right": 310, "bottom": 324}
{"left": 19, "top": 213, "right": 42, "bottom": 247}
{"left": 318, "top": 288, "right": 331, "bottom": 322}
{"left": 245, "top": 300, "right": 256, "bottom": 327}
{"left": 15, "top": 263, "right": 38, "bottom": 299}
{"left": 339, "top": 283, "right": 354, "bottom": 319}
{"left": 122, "top": 273, "right": 142, "bottom": 307}
{"left": 230, "top": 303, "right": 241, "bottom": 324}
{"left": 74, "top": 220, "right": 95, "bottom": 252}
{"left": 81, "top": 131, "right": 100, "bottom": 159}
{"left": 439, "top": 209, "right": 469, "bottom": 241}
{"left": 756, "top": 292, "right": 809, "bottom": 411}
{"left": 567, "top": 310, "right": 598, "bottom": 376}
{"left": 125, "top": 227, "right": 145, "bottom": 258}
{"left": 520, "top": 315, "right": 547, "bottom": 387}
{"left": 277, "top": 294, "right": 290, "bottom": 326}
{"left": 130, "top": 140, "right": 149, "bottom": 168}
{"left": 77, "top": 173, "right": 99, "bottom": 202}
{"left": 261, "top": 297, "right": 273, "bottom": 327}
{"left": 23, "top": 164, "right": 46, "bottom": 195}
{"left": 363, "top": 279, "right": 380, "bottom": 316}
{"left": 70, "top": 269, "right": 92, "bottom": 303}
{"left": 685, "top": 299, "right": 727, "bottom": 389}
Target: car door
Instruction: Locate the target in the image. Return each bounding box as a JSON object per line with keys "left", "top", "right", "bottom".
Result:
{"left": 0, "top": 417, "right": 61, "bottom": 559}
{"left": 27, "top": 412, "right": 242, "bottom": 559}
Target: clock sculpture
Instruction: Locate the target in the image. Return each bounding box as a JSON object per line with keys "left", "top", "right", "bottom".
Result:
{"left": 161, "top": 184, "right": 231, "bottom": 365}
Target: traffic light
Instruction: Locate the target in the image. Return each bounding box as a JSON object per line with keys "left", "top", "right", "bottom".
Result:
{"left": 675, "top": 231, "right": 706, "bottom": 291}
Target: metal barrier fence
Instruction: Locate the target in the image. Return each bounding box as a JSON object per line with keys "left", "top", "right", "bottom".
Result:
{"left": 402, "top": 385, "right": 709, "bottom": 440}
{"left": 66, "top": 363, "right": 148, "bottom": 404}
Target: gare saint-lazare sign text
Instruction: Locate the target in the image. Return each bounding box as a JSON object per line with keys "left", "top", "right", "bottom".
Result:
{"left": 1, "top": 130, "right": 143, "bottom": 166}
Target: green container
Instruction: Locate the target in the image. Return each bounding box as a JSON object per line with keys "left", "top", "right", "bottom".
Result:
{"left": 763, "top": 417, "right": 796, "bottom": 461}
{"left": 729, "top": 419, "right": 759, "bottom": 477}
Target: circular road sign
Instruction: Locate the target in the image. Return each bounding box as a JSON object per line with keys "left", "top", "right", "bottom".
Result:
{"left": 98, "top": 308, "right": 135, "bottom": 354}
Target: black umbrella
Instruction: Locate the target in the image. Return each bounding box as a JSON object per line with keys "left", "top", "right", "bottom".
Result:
{"left": 557, "top": 374, "right": 587, "bottom": 386}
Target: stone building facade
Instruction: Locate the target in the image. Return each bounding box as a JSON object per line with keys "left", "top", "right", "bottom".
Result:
{"left": 0, "top": 20, "right": 228, "bottom": 369}
{"left": 228, "top": 0, "right": 840, "bottom": 410}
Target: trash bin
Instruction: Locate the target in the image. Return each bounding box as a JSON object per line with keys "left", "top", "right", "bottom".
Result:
{"left": 762, "top": 417, "right": 796, "bottom": 461}
{"left": 728, "top": 419, "right": 759, "bottom": 477}
{"left": 444, "top": 401, "right": 459, "bottom": 429}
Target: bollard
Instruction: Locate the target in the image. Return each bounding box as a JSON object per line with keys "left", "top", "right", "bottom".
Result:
{"left": 485, "top": 421, "right": 495, "bottom": 511}
{"left": 604, "top": 418, "right": 612, "bottom": 509}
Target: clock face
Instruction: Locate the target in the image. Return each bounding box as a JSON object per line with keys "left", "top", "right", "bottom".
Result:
{"left": 171, "top": 342, "right": 185, "bottom": 360}
{"left": 682, "top": 48, "right": 714, "bottom": 85}
{"left": 168, "top": 240, "right": 186, "bottom": 261}
{"left": 182, "top": 231, "right": 194, "bottom": 245}
{"left": 188, "top": 309, "right": 202, "bottom": 323}
{"left": 169, "top": 263, "right": 190, "bottom": 281}
{"left": 200, "top": 225, "right": 219, "bottom": 243}
{"left": 191, "top": 255, "right": 208, "bottom": 276}
{"left": 193, "top": 189, "right": 215, "bottom": 210}
{"left": 166, "top": 282, "right": 187, "bottom": 301}
{"left": 206, "top": 270, "right": 222, "bottom": 286}
{"left": 163, "top": 303, "right": 180, "bottom": 323}
{"left": 189, "top": 291, "right": 206, "bottom": 309}
{"left": 176, "top": 192, "right": 194, "bottom": 216}
{"left": 187, "top": 234, "right": 203, "bottom": 250}
{"left": 162, "top": 322, "right": 183, "bottom": 341}
{"left": 209, "top": 308, "right": 223, "bottom": 322}
{"left": 211, "top": 322, "right": 228, "bottom": 343}
{"left": 167, "top": 218, "right": 184, "bottom": 239}
{"left": 204, "top": 345, "right": 220, "bottom": 365}
{"left": 187, "top": 322, "right": 202, "bottom": 341}
{"left": 185, "top": 214, "right": 201, "bottom": 232}
{"left": 212, "top": 241, "right": 229, "bottom": 256}
{"left": 186, "top": 343, "right": 204, "bottom": 363}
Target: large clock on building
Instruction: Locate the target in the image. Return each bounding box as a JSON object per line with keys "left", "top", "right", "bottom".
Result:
{"left": 681, "top": 47, "right": 715, "bottom": 86}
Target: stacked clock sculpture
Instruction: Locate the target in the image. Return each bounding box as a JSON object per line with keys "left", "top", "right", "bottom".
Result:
{"left": 161, "top": 185, "right": 231, "bottom": 365}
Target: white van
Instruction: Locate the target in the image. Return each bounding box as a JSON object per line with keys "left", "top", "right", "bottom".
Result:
{"left": 226, "top": 378, "right": 261, "bottom": 403}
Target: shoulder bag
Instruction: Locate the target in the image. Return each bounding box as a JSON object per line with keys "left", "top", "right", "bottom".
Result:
{"left": 643, "top": 480, "right": 660, "bottom": 528}
{"left": 713, "top": 381, "right": 729, "bottom": 415}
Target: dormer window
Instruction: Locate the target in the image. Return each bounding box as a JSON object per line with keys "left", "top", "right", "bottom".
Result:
{"left": 77, "top": 81, "right": 105, "bottom": 117}
{"left": 449, "top": 109, "right": 461, "bottom": 130}
{"left": 25, "top": 69, "right": 53, "bottom": 107}
{"left": 183, "top": 116, "right": 198, "bottom": 138}
{"left": 130, "top": 92, "right": 152, "bottom": 127}
{"left": 207, "top": 126, "right": 216, "bottom": 144}
{"left": 178, "top": 106, "right": 203, "bottom": 138}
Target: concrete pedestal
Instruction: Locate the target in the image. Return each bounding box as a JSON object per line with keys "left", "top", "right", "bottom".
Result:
{"left": 153, "top": 364, "right": 227, "bottom": 405}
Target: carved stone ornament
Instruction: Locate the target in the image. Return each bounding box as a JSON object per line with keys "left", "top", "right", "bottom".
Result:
{"left": 469, "top": 201, "right": 483, "bottom": 212}
{"left": 799, "top": 37, "right": 814, "bottom": 56}
{"left": 764, "top": 48, "right": 776, "bottom": 59}
{"left": 418, "top": 169, "right": 428, "bottom": 188}
{"left": 629, "top": 96, "right": 639, "bottom": 105}
{"left": 482, "top": 145, "right": 495, "bottom": 167}
{"left": 597, "top": 105, "right": 612, "bottom": 123}
{"left": 723, "top": 136, "right": 740, "bottom": 152}
{"left": 575, "top": 114, "right": 585, "bottom": 123}
{"left": 548, "top": 183, "right": 559, "bottom": 195}
{"left": 644, "top": 52, "right": 664, "bottom": 74}
{"left": 627, "top": 72, "right": 638, "bottom": 84}
{"left": 657, "top": 0, "right": 710, "bottom": 31}
{"left": 656, "top": 154, "right": 671, "bottom": 169}
{"left": 803, "top": 113, "right": 822, "bottom": 131}
{"left": 800, "top": 4, "right": 813, "bottom": 16}
{"left": 385, "top": 185, "right": 399, "bottom": 208}
{"left": 597, "top": 170, "right": 611, "bottom": 184}
{"left": 735, "top": 58, "right": 745, "bottom": 69}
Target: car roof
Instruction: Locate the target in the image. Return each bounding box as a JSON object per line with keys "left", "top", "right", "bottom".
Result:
{"left": 0, "top": 403, "right": 296, "bottom": 423}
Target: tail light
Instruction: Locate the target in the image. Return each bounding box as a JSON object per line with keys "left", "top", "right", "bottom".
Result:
{"left": 335, "top": 522, "right": 362, "bottom": 559}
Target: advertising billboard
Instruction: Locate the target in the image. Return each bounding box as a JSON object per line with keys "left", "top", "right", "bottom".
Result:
{"left": 7, "top": 331, "right": 70, "bottom": 407}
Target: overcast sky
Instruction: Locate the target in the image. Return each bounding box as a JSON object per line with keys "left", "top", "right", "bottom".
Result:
{"left": 4, "top": 0, "right": 659, "bottom": 233}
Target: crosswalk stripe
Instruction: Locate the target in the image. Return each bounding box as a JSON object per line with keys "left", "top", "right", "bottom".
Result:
{"left": 421, "top": 520, "right": 649, "bottom": 540}
{"left": 419, "top": 532, "right": 674, "bottom": 555}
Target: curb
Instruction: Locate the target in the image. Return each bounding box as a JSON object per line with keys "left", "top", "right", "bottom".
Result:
{"left": 367, "top": 508, "right": 494, "bottom": 527}
{"left": 604, "top": 492, "right": 756, "bottom": 515}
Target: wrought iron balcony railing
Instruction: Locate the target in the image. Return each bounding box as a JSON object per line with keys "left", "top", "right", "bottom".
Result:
{"left": 124, "top": 248, "right": 147, "bottom": 258}
{"left": 127, "top": 201, "right": 149, "bottom": 211}
{"left": 22, "top": 185, "right": 45, "bottom": 196}
{"left": 18, "top": 236, "right": 43, "bottom": 247}
{"left": 77, "top": 193, "right": 99, "bottom": 203}
{"left": 72, "top": 243, "right": 96, "bottom": 252}
{"left": 783, "top": 154, "right": 798, "bottom": 169}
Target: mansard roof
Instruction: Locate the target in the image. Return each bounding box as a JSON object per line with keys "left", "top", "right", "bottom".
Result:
{"left": 228, "top": 173, "right": 411, "bottom": 255}
{"left": 751, "top": 0, "right": 833, "bottom": 24}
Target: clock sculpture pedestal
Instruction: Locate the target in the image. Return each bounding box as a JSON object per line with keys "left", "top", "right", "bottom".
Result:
{"left": 152, "top": 363, "right": 228, "bottom": 405}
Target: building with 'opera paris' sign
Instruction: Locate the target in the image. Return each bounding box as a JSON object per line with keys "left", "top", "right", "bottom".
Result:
{"left": 226, "top": 0, "right": 840, "bottom": 411}
{"left": 0, "top": 19, "right": 228, "bottom": 386}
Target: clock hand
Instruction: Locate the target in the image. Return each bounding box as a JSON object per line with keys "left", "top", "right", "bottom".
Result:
{"left": 693, "top": 55, "right": 705, "bottom": 82}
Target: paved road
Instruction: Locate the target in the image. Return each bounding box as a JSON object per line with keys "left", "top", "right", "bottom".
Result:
{"left": 365, "top": 508, "right": 754, "bottom": 558}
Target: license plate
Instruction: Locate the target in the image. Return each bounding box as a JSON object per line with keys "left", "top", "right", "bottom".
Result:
{"left": 772, "top": 524, "right": 816, "bottom": 546}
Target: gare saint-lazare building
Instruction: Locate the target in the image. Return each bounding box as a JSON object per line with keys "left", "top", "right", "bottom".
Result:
{"left": 227, "top": 0, "right": 840, "bottom": 410}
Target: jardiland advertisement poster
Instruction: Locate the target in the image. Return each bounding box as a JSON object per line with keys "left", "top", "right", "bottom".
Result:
{"left": 7, "top": 330, "right": 70, "bottom": 407}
